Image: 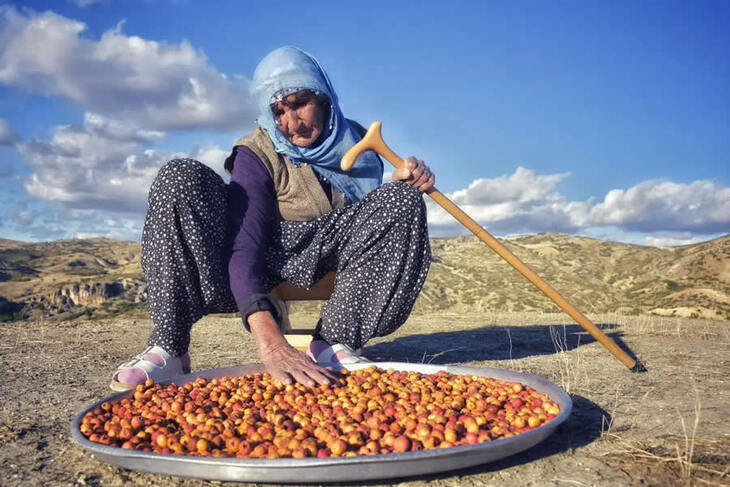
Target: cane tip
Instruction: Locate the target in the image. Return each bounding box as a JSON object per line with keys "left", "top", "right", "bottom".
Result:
{"left": 630, "top": 360, "right": 648, "bottom": 373}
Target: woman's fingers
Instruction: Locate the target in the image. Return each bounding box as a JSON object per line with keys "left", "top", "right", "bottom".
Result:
{"left": 290, "top": 370, "right": 316, "bottom": 387}
{"left": 269, "top": 367, "right": 293, "bottom": 385}
{"left": 406, "top": 158, "right": 434, "bottom": 192}
{"left": 413, "top": 164, "right": 429, "bottom": 187}
{"left": 304, "top": 363, "right": 338, "bottom": 385}
{"left": 418, "top": 172, "right": 435, "bottom": 192}
{"left": 389, "top": 156, "right": 435, "bottom": 193}
{"left": 294, "top": 352, "right": 338, "bottom": 384}
{"left": 299, "top": 366, "right": 335, "bottom": 387}
{"left": 391, "top": 167, "right": 409, "bottom": 181}
{"left": 392, "top": 157, "right": 418, "bottom": 181}
{"left": 291, "top": 368, "right": 333, "bottom": 387}
{"left": 401, "top": 157, "right": 423, "bottom": 179}
{"left": 263, "top": 343, "right": 337, "bottom": 386}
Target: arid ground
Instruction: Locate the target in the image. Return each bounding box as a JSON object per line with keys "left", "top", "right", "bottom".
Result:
{"left": 1, "top": 311, "right": 728, "bottom": 486}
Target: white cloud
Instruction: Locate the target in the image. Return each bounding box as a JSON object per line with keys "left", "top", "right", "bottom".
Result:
{"left": 643, "top": 234, "right": 710, "bottom": 247}
{"left": 3, "top": 201, "right": 144, "bottom": 241}
{"left": 427, "top": 167, "right": 591, "bottom": 235}
{"left": 82, "top": 112, "right": 164, "bottom": 143}
{"left": 0, "top": 118, "right": 20, "bottom": 146}
{"left": 73, "top": 217, "right": 143, "bottom": 241}
{"left": 5, "top": 206, "right": 34, "bottom": 226}
{"left": 189, "top": 144, "right": 229, "bottom": 179}
{"left": 426, "top": 168, "right": 730, "bottom": 239}
{"left": 71, "top": 0, "right": 103, "bottom": 7}
{"left": 0, "top": 7, "right": 255, "bottom": 131}
{"left": 450, "top": 167, "right": 569, "bottom": 206}
{"left": 3, "top": 203, "right": 70, "bottom": 240}
{"left": 587, "top": 179, "right": 730, "bottom": 234}
{"left": 18, "top": 113, "right": 228, "bottom": 213}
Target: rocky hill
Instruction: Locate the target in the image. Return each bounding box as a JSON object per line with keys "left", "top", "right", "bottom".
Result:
{"left": 419, "top": 233, "right": 729, "bottom": 320}
{"left": 0, "top": 233, "right": 728, "bottom": 321}
{"left": 0, "top": 238, "right": 145, "bottom": 321}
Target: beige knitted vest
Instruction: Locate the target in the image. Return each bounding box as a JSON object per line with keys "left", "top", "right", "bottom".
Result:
{"left": 231, "top": 126, "right": 348, "bottom": 222}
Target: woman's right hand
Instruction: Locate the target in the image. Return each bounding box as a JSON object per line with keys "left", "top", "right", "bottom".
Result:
{"left": 392, "top": 156, "right": 435, "bottom": 193}
{"left": 248, "top": 310, "right": 337, "bottom": 386}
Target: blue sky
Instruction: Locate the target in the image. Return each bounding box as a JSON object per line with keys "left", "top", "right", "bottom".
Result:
{"left": 0, "top": 0, "right": 727, "bottom": 245}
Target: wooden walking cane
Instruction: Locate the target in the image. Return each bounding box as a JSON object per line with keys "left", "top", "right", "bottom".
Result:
{"left": 342, "top": 121, "right": 645, "bottom": 372}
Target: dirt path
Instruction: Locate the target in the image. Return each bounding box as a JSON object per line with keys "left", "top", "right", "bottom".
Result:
{"left": 1, "top": 312, "right": 728, "bottom": 486}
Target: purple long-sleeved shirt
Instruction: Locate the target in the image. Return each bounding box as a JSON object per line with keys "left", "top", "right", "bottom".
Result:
{"left": 226, "top": 146, "right": 279, "bottom": 324}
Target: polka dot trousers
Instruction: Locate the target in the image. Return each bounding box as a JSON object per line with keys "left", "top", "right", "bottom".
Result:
{"left": 143, "top": 159, "right": 431, "bottom": 355}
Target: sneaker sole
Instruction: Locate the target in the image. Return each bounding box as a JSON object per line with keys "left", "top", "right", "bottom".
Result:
{"left": 109, "top": 367, "right": 192, "bottom": 392}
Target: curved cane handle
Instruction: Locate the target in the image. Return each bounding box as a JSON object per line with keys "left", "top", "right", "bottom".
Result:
{"left": 341, "top": 122, "right": 405, "bottom": 171}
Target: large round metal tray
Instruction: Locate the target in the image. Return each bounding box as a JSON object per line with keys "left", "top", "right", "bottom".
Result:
{"left": 71, "top": 362, "right": 572, "bottom": 483}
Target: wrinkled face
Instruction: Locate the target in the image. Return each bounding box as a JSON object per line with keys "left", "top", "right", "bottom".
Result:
{"left": 272, "top": 90, "right": 329, "bottom": 147}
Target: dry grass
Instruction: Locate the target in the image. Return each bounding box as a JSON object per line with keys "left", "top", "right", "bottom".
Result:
{"left": 598, "top": 376, "right": 729, "bottom": 486}
{"left": 599, "top": 383, "right": 624, "bottom": 437}
{"left": 619, "top": 313, "right": 725, "bottom": 340}
{"left": 604, "top": 435, "right": 729, "bottom": 486}
{"left": 676, "top": 392, "right": 702, "bottom": 479}
{"left": 548, "top": 323, "right": 590, "bottom": 393}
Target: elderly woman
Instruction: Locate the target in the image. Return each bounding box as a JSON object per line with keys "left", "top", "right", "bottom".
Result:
{"left": 111, "top": 46, "right": 434, "bottom": 390}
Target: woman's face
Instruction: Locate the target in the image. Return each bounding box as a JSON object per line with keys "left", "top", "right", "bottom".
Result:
{"left": 272, "top": 91, "right": 328, "bottom": 147}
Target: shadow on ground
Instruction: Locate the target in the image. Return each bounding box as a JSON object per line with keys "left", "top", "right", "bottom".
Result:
{"left": 364, "top": 323, "right": 629, "bottom": 363}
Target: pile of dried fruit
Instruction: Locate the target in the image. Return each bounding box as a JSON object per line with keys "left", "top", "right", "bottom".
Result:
{"left": 79, "top": 366, "right": 560, "bottom": 458}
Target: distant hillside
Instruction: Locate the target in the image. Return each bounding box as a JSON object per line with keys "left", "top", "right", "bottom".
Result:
{"left": 0, "top": 238, "right": 144, "bottom": 321}
{"left": 419, "top": 233, "right": 729, "bottom": 320}
{"left": 0, "top": 233, "right": 728, "bottom": 321}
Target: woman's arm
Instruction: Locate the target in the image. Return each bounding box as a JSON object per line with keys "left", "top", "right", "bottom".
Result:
{"left": 227, "top": 147, "right": 279, "bottom": 314}
{"left": 227, "top": 147, "right": 335, "bottom": 386}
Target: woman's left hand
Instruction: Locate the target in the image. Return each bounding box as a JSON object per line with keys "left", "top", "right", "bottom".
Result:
{"left": 392, "top": 156, "right": 435, "bottom": 193}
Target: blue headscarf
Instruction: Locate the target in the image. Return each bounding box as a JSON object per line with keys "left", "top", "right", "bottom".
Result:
{"left": 251, "top": 46, "right": 382, "bottom": 203}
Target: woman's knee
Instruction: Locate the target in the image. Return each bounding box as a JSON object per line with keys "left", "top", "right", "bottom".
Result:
{"left": 371, "top": 181, "right": 427, "bottom": 220}
{"left": 151, "top": 158, "right": 224, "bottom": 199}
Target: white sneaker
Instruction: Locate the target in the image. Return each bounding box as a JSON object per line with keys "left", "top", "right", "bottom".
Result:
{"left": 110, "top": 345, "right": 191, "bottom": 391}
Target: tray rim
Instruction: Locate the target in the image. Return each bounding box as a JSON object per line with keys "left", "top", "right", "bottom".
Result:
{"left": 70, "top": 362, "right": 572, "bottom": 482}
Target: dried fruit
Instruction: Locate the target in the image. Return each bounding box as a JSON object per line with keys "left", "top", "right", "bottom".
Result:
{"left": 80, "top": 366, "right": 559, "bottom": 458}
